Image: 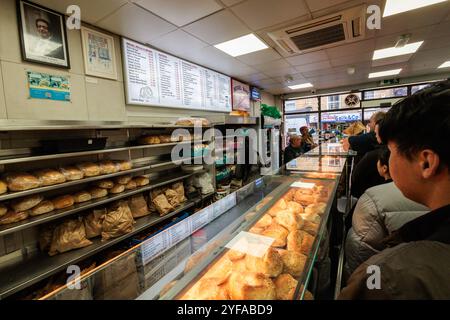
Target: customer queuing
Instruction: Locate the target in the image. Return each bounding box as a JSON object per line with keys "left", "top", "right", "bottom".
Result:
{"left": 340, "top": 80, "right": 450, "bottom": 299}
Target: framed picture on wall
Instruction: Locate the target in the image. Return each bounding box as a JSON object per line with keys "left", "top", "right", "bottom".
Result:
{"left": 81, "top": 27, "right": 117, "bottom": 80}
{"left": 17, "top": 0, "right": 70, "bottom": 68}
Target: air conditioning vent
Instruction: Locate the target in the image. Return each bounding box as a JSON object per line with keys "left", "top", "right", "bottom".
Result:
{"left": 268, "top": 5, "right": 366, "bottom": 55}
{"left": 290, "top": 24, "right": 346, "bottom": 50}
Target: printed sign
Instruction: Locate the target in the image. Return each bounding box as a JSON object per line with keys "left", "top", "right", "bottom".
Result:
{"left": 27, "top": 71, "right": 70, "bottom": 101}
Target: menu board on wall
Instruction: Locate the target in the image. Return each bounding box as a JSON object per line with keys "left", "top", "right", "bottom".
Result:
{"left": 232, "top": 79, "right": 250, "bottom": 112}
{"left": 123, "top": 38, "right": 232, "bottom": 112}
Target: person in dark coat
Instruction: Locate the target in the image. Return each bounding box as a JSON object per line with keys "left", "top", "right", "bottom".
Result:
{"left": 284, "top": 135, "right": 304, "bottom": 164}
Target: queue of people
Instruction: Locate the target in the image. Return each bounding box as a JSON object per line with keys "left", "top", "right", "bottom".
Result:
{"left": 339, "top": 79, "right": 450, "bottom": 299}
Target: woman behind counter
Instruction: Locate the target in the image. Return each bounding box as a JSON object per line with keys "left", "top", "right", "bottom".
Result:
{"left": 300, "top": 126, "right": 317, "bottom": 153}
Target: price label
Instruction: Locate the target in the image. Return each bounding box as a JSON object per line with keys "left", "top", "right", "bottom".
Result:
{"left": 190, "top": 206, "right": 212, "bottom": 232}
{"left": 167, "top": 219, "right": 192, "bottom": 247}
{"left": 140, "top": 232, "right": 170, "bottom": 265}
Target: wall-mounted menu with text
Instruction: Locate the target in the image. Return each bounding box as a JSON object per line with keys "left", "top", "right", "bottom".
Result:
{"left": 123, "top": 38, "right": 232, "bottom": 112}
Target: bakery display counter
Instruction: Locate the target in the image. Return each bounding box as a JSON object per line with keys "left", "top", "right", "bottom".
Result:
{"left": 304, "top": 142, "right": 356, "bottom": 157}
{"left": 156, "top": 175, "right": 339, "bottom": 300}
{"left": 38, "top": 176, "right": 285, "bottom": 300}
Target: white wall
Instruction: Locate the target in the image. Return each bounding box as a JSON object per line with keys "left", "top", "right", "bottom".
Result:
{"left": 0, "top": 0, "right": 275, "bottom": 123}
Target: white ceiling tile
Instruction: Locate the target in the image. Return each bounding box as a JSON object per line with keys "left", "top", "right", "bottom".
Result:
{"left": 295, "top": 60, "right": 332, "bottom": 73}
{"left": 253, "top": 59, "right": 291, "bottom": 73}
{"left": 32, "top": 0, "right": 127, "bottom": 24}
{"left": 285, "top": 50, "right": 329, "bottom": 66}
{"left": 221, "top": 0, "right": 245, "bottom": 6}
{"left": 132, "top": 0, "right": 222, "bottom": 27}
{"left": 304, "top": 0, "right": 352, "bottom": 12}
{"left": 97, "top": 3, "right": 177, "bottom": 43}
{"left": 265, "top": 67, "right": 300, "bottom": 77}
{"left": 183, "top": 9, "right": 251, "bottom": 44}
{"left": 326, "top": 39, "right": 376, "bottom": 59}
{"left": 230, "top": 0, "right": 309, "bottom": 30}
{"left": 147, "top": 29, "right": 209, "bottom": 58}
{"left": 236, "top": 48, "right": 282, "bottom": 65}
{"left": 420, "top": 36, "right": 450, "bottom": 51}
{"left": 371, "top": 55, "right": 414, "bottom": 68}
{"left": 374, "top": 26, "right": 435, "bottom": 49}
{"left": 329, "top": 51, "right": 373, "bottom": 67}
{"left": 240, "top": 73, "right": 271, "bottom": 82}
{"left": 272, "top": 72, "right": 306, "bottom": 83}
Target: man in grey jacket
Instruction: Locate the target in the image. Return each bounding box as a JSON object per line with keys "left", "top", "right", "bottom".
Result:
{"left": 339, "top": 80, "right": 450, "bottom": 299}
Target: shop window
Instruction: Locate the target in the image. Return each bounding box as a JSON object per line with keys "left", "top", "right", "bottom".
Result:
{"left": 321, "top": 110, "right": 362, "bottom": 134}
{"left": 284, "top": 113, "right": 319, "bottom": 146}
{"left": 284, "top": 97, "right": 319, "bottom": 113}
{"left": 320, "top": 92, "right": 361, "bottom": 110}
{"left": 363, "top": 107, "right": 391, "bottom": 122}
{"left": 411, "top": 83, "right": 431, "bottom": 94}
{"left": 363, "top": 87, "right": 407, "bottom": 100}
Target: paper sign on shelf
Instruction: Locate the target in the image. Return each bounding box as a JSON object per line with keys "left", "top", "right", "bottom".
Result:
{"left": 140, "top": 232, "right": 170, "bottom": 265}
{"left": 167, "top": 219, "right": 192, "bottom": 247}
{"left": 290, "top": 182, "right": 316, "bottom": 189}
{"left": 190, "top": 206, "right": 213, "bottom": 232}
{"left": 225, "top": 231, "right": 275, "bottom": 258}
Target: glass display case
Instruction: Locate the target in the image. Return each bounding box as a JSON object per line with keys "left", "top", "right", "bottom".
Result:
{"left": 286, "top": 156, "right": 347, "bottom": 174}
{"left": 303, "top": 142, "right": 356, "bottom": 157}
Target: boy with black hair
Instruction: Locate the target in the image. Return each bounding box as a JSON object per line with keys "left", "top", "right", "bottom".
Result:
{"left": 340, "top": 80, "right": 450, "bottom": 299}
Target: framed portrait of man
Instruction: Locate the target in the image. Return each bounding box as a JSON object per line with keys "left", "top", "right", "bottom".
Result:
{"left": 17, "top": 0, "right": 70, "bottom": 68}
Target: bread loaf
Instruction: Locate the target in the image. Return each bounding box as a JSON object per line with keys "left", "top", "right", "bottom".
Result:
{"left": 88, "top": 187, "right": 108, "bottom": 199}
{"left": 0, "top": 180, "right": 7, "bottom": 194}
{"left": 73, "top": 191, "right": 92, "bottom": 203}
{"left": 287, "top": 230, "right": 315, "bottom": 255}
{"left": 52, "top": 195, "right": 75, "bottom": 209}
{"left": 302, "top": 220, "right": 319, "bottom": 236}
{"left": 138, "top": 136, "right": 160, "bottom": 145}
{"left": 277, "top": 249, "right": 307, "bottom": 277}
{"left": 4, "top": 172, "right": 41, "bottom": 191}
{"left": 30, "top": 200, "right": 54, "bottom": 216}
{"left": 84, "top": 208, "right": 106, "bottom": 239}
{"left": 203, "top": 258, "right": 233, "bottom": 285}
{"left": 94, "top": 180, "right": 114, "bottom": 189}
{"left": 305, "top": 202, "right": 327, "bottom": 216}
{"left": 254, "top": 214, "right": 272, "bottom": 229}
{"left": 262, "top": 222, "right": 289, "bottom": 247}
{"left": 76, "top": 162, "right": 100, "bottom": 177}
{"left": 11, "top": 194, "right": 43, "bottom": 212}
{"left": 34, "top": 169, "right": 66, "bottom": 186}
{"left": 49, "top": 218, "right": 92, "bottom": 256}
{"left": 134, "top": 176, "right": 150, "bottom": 187}
{"left": 274, "top": 274, "right": 298, "bottom": 300}
{"left": 0, "top": 210, "right": 29, "bottom": 225}
{"left": 158, "top": 135, "right": 172, "bottom": 143}
{"left": 228, "top": 272, "right": 276, "bottom": 300}
{"left": 114, "top": 175, "right": 132, "bottom": 185}
{"left": 245, "top": 247, "right": 283, "bottom": 278}
{"left": 59, "top": 166, "right": 84, "bottom": 181}
{"left": 286, "top": 201, "right": 304, "bottom": 214}
{"left": 114, "top": 160, "right": 132, "bottom": 171}
{"left": 275, "top": 210, "right": 304, "bottom": 232}
{"left": 98, "top": 160, "right": 119, "bottom": 175}
{"left": 125, "top": 180, "right": 137, "bottom": 190}
{"left": 101, "top": 201, "right": 134, "bottom": 240}
{"left": 109, "top": 184, "right": 125, "bottom": 194}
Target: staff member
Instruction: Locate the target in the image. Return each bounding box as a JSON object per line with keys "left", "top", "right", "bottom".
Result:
{"left": 300, "top": 126, "right": 317, "bottom": 152}
{"left": 284, "top": 135, "right": 303, "bottom": 163}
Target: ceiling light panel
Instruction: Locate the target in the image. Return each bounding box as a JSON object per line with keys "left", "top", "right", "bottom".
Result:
{"left": 373, "top": 41, "right": 424, "bottom": 60}
{"left": 288, "top": 82, "right": 314, "bottom": 89}
{"left": 214, "top": 34, "right": 268, "bottom": 57}
{"left": 383, "top": 0, "right": 448, "bottom": 17}
{"left": 368, "top": 69, "right": 402, "bottom": 78}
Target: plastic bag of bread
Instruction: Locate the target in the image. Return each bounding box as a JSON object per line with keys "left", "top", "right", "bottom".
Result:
{"left": 274, "top": 273, "right": 298, "bottom": 300}
{"left": 0, "top": 204, "right": 8, "bottom": 218}
{"left": 76, "top": 162, "right": 100, "bottom": 177}
{"left": 171, "top": 182, "right": 187, "bottom": 203}
{"left": 49, "top": 218, "right": 93, "bottom": 256}
{"left": 128, "top": 194, "right": 149, "bottom": 218}
{"left": 0, "top": 180, "right": 7, "bottom": 194}
{"left": 228, "top": 272, "right": 276, "bottom": 300}
{"left": 59, "top": 166, "right": 84, "bottom": 181}
{"left": 30, "top": 200, "right": 54, "bottom": 216}
{"left": 84, "top": 208, "right": 106, "bottom": 239}
{"left": 0, "top": 210, "right": 29, "bottom": 225}
{"left": 51, "top": 195, "right": 75, "bottom": 210}
{"left": 39, "top": 224, "right": 55, "bottom": 252}
{"left": 152, "top": 194, "right": 173, "bottom": 216}
{"left": 138, "top": 135, "right": 160, "bottom": 145}
{"left": 114, "top": 160, "right": 132, "bottom": 171}
{"left": 114, "top": 175, "right": 132, "bottom": 185}
{"left": 34, "top": 169, "right": 66, "bottom": 186}
{"left": 11, "top": 194, "right": 43, "bottom": 212}
{"left": 98, "top": 160, "right": 119, "bottom": 175}
{"left": 164, "top": 188, "right": 180, "bottom": 208}
{"left": 134, "top": 176, "right": 149, "bottom": 187}
{"left": 3, "top": 172, "right": 41, "bottom": 191}
{"left": 101, "top": 201, "right": 134, "bottom": 241}
{"left": 88, "top": 187, "right": 108, "bottom": 199}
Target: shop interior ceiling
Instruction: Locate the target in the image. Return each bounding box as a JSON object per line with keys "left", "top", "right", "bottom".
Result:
{"left": 33, "top": 0, "right": 450, "bottom": 94}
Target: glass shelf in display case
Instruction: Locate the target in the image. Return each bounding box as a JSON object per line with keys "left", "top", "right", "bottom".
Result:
{"left": 286, "top": 156, "right": 347, "bottom": 174}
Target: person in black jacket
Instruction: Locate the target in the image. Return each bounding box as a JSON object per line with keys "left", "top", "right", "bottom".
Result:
{"left": 284, "top": 135, "right": 304, "bottom": 164}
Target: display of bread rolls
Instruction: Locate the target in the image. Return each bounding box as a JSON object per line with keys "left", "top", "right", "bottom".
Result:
{"left": 98, "top": 160, "right": 120, "bottom": 175}
{"left": 254, "top": 214, "right": 272, "bottom": 229}
{"left": 109, "top": 184, "right": 125, "bottom": 194}
{"left": 88, "top": 187, "right": 108, "bottom": 199}
{"left": 59, "top": 166, "right": 84, "bottom": 181}
{"left": 114, "top": 175, "right": 132, "bottom": 185}
{"left": 228, "top": 272, "right": 276, "bottom": 300}
{"left": 76, "top": 162, "right": 101, "bottom": 177}
{"left": 274, "top": 273, "right": 298, "bottom": 300}
{"left": 274, "top": 210, "right": 304, "bottom": 232}
{"left": 245, "top": 247, "right": 283, "bottom": 278}
{"left": 125, "top": 180, "right": 137, "bottom": 190}
{"left": 261, "top": 222, "right": 289, "bottom": 247}
{"left": 114, "top": 160, "right": 132, "bottom": 171}
{"left": 34, "top": 169, "right": 66, "bottom": 186}
{"left": 287, "top": 230, "right": 315, "bottom": 255}
{"left": 133, "top": 176, "right": 149, "bottom": 187}
{"left": 94, "top": 180, "right": 114, "bottom": 189}
{"left": 277, "top": 249, "right": 307, "bottom": 277}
